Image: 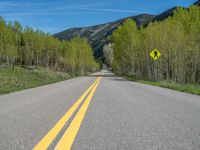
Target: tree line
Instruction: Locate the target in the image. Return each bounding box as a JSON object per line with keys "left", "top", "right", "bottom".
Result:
{"left": 0, "top": 17, "right": 99, "bottom": 75}
{"left": 109, "top": 6, "right": 200, "bottom": 84}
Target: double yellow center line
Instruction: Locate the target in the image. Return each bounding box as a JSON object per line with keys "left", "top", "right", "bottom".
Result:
{"left": 33, "top": 77, "right": 101, "bottom": 150}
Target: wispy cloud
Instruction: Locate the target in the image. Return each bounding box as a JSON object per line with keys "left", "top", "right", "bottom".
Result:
{"left": 58, "top": 6, "right": 149, "bottom": 14}
{"left": 1, "top": 12, "right": 79, "bottom": 17}
{"left": 0, "top": 1, "right": 31, "bottom": 8}
{"left": 0, "top": 1, "right": 20, "bottom": 7}
{"left": 54, "top": 2, "right": 110, "bottom": 11}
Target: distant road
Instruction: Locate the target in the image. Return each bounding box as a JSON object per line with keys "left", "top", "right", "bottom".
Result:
{"left": 0, "top": 70, "right": 200, "bottom": 150}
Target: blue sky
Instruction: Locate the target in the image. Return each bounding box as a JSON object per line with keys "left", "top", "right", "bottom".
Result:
{"left": 0, "top": 0, "right": 197, "bottom": 34}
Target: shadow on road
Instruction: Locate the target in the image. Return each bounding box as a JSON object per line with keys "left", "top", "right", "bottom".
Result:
{"left": 110, "top": 78, "right": 127, "bottom": 81}
{"left": 88, "top": 70, "right": 128, "bottom": 82}
{"left": 88, "top": 74, "right": 116, "bottom": 77}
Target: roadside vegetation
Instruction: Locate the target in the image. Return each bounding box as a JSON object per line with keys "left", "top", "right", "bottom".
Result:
{"left": 125, "top": 76, "right": 200, "bottom": 95}
{"left": 0, "top": 16, "right": 99, "bottom": 93}
{"left": 0, "top": 17, "right": 99, "bottom": 76}
{"left": 106, "top": 6, "right": 200, "bottom": 94}
{"left": 0, "top": 66, "right": 71, "bottom": 94}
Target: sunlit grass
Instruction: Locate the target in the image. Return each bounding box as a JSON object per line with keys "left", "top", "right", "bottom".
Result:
{"left": 126, "top": 76, "right": 200, "bottom": 95}
{"left": 0, "top": 67, "right": 71, "bottom": 94}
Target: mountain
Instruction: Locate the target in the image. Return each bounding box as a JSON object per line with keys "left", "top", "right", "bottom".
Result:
{"left": 151, "top": 7, "right": 178, "bottom": 22}
{"left": 54, "top": 1, "right": 199, "bottom": 58}
{"left": 54, "top": 14, "right": 155, "bottom": 58}
{"left": 194, "top": 0, "right": 200, "bottom": 5}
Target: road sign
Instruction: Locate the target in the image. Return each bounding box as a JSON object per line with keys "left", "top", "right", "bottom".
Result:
{"left": 150, "top": 49, "right": 161, "bottom": 60}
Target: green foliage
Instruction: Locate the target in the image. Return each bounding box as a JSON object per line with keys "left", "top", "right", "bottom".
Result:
{"left": 103, "top": 44, "right": 113, "bottom": 67}
{"left": 111, "top": 19, "right": 140, "bottom": 75}
{"left": 0, "top": 17, "right": 99, "bottom": 74}
{"left": 111, "top": 6, "right": 200, "bottom": 84}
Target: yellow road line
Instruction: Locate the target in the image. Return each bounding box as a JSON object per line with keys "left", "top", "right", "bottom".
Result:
{"left": 55, "top": 77, "right": 101, "bottom": 150}
{"left": 33, "top": 77, "right": 100, "bottom": 150}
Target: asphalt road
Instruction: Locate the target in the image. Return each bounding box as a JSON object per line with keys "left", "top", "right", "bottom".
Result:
{"left": 0, "top": 70, "right": 200, "bottom": 150}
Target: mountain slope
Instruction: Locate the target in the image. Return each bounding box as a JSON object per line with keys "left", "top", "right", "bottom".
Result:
{"left": 194, "top": 0, "right": 200, "bottom": 5}
{"left": 54, "top": 14, "right": 156, "bottom": 58}
{"left": 54, "top": 1, "right": 199, "bottom": 58}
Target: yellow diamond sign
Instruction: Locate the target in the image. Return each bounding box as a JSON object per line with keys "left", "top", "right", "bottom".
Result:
{"left": 150, "top": 49, "right": 161, "bottom": 60}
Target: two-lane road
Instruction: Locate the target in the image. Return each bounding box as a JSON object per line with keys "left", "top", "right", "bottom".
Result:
{"left": 0, "top": 71, "right": 200, "bottom": 150}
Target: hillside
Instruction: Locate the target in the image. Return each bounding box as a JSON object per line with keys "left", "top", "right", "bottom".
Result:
{"left": 194, "top": 0, "right": 200, "bottom": 5}
{"left": 54, "top": 14, "right": 156, "bottom": 58}
{"left": 54, "top": 0, "right": 199, "bottom": 58}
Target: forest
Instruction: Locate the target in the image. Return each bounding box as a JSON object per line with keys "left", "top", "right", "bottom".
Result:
{"left": 0, "top": 17, "right": 99, "bottom": 76}
{"left": 109, "top": 6, "right": 200, "bottom": 84}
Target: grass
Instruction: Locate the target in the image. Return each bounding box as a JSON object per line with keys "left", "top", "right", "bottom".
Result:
{"left": 0, "top": 66, "right": 71, "bottom": 94}
{"left": 125, "top": 76, "right": 200, "bottom": 95}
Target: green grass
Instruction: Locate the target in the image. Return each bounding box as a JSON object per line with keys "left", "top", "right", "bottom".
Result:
{"left": 0, "top": 67, "right": 71, "bottom": 94}
{"left": 125, "top": 76, "right": 200, "bottom": 95}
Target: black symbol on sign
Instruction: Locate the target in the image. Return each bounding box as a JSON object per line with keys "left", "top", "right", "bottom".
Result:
{"left": 153, "top": 50, "right": 158, "bottom": 58}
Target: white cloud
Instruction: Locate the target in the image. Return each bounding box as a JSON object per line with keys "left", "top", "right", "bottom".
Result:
{"left": 58, "top": 6, "right": 149, "bottom": 14}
